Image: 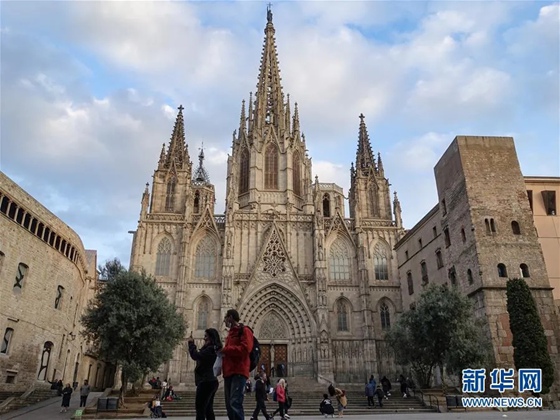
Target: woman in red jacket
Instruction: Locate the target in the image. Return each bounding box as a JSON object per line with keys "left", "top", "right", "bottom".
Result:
{"left": 273, "top": 378, "right": 287, "bottom": 420}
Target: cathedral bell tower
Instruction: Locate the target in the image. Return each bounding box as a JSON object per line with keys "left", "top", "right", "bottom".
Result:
{"left": 225, "top": 5, "right": 313, "bottom": 216}
{"left": 349, "top": 114, "right": 397, "bottom": 225}
{"left": 149, "top": 105, "right": 193, "bottom": 215}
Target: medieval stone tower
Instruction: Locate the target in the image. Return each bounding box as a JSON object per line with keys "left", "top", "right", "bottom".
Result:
{"left": 129, "top": 8, "right": 405, "bottom": 385}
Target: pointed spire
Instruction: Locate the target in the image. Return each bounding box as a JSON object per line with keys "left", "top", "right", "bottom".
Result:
{"left": 285, "top": 94, "right": 291, "bottom": 133}
{"left": 377, "top": 152, "right": 385, "bottom": 177}
{"left": 393, "top": 191, "right": 402, "bottom": 228}
{"left": 238, "top": 99, "right": 247, "bottom": 141}
{"left": 292, "top": 102, "right": 300, "bottom": 136}
{"left": 158, "top": 143, "right": 166, "bottom": 168}
{"left": 356, "top": 113, "right": 375, "bottom": 174}
{"left": 193, "top": 143, "right": 211, "bottom": 184}
{"left": 253, "top": 5, "right": 285, "bottom": 131}
{"left": 164, "top": 105, "right": 188, "bottom": 169}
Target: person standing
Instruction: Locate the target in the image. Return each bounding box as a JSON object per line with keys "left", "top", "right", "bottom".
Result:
{"left": 60, "top": 383, "right": 73, "bottom": 412}
{"left": 221, "top": 309, "right": 253, "bottom": 420}
{"left": 365, "top": 377, "right": 376, "bottom": 407}
{"left": 250, "top": 371, "right": 271, "bottom": 420}
{"left": 79, "top": 379, "right": 91, "bottom": 407}
{"left": 188, "top": 328, "right": 222, "bottom": 420}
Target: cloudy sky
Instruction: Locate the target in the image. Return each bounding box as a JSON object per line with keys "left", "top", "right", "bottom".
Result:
{"left": 1, "top": 0, "right": 558, "bottom": 268}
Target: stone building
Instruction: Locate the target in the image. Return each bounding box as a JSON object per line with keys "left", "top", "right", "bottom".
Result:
{"left": 394, "top": 136, "right": 560, "bottom": 398}
{"left": 524, "top": 176, "right": 560, "bottom": 309}
{"left": 0, "top": 171, "right": 114, "bottom": 393}
{"left": 129, "top": 8, "right": 406, "bottom": 385}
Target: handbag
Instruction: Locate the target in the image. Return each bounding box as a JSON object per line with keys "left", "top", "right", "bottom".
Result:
{"left": 213, "top": 353, "right": 223, "bottom": 377}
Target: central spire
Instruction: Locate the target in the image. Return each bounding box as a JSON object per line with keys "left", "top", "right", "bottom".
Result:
{"left": 356, "top": 113, "right": 375, "bottom": 173}
{"left": 252, "top": 4, "right": 286, "bottom": 131}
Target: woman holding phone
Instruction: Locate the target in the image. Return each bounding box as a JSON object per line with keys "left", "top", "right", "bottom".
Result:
{"left": 188, "top": 328, "right": 223, "bottom": 420}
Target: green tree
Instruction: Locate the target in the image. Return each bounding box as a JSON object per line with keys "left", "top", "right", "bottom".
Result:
{"left": 98, "top": 258, "right": 126, "bottom": 282}
{"left": 81, "top": 261, "right": 186, "bottom": 405}
{"left": 506, "top": 278, "right": 555, "bottom": 394}
{"left": 386, "top": 284, "right": 490, "bottom": 388}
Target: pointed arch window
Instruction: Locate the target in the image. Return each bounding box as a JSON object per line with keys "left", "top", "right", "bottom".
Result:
{"left": 239, "top": 147, "right": 250, "bottom": 194}
{"left": 265, "top": 144, "right": 278, "bottom": 189}
{"left": 374, "top": 244, "right": 389, "bottom": 280}
{"left": 165, "top": 177, "right": 176, "bottom": 212}
{"left": 380, "top": 303, "right": 391, "bottom": 330}
{"left": 520, "top": 263, "right": 530, "bottom": 278}
{"left": 197, "top": 298, "right": 210, "bottom": 330}
{"left": 323, "top": 194, "right": 331, "bottom": 217}
{"left": 293, "top": 152, "right": 302, "bottom": 196}
{"left": 329, "top": 239, "right": 351, "bottom": 281}
{"left": 194, "top": 236, "right": 216, "bottom": 279}
{"left": 337, "top": 300, "right": 349, "bottom": 331}
{"left": 194, "top": 191, "right": 200, "bottom": 214}
{"left": 155, "top": 237, "right": 172, "bottom": 276}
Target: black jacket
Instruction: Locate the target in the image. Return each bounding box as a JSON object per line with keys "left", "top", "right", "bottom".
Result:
{"left": 254, "top": 378, "right": 268, "bottom": 401}
{"left": 188, "top": 342, "right": 218, "bottom": 386}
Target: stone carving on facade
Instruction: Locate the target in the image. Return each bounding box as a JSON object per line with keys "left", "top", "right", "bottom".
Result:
{"left": 260, "top": 313, "right": 288, "bottom": 340}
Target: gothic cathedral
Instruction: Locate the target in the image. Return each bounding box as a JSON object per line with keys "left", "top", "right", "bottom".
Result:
{"left": 129, "top": 9, "right": 406, "bottom": 385}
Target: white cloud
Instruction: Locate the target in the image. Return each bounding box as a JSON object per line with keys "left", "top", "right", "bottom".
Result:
{"left": 1, "top": 1, "right": 558, "bottom": 266}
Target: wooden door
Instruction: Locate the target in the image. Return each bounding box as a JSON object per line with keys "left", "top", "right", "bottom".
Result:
{"left": 274, "top": 344, "right": 288, "bottom": 376}
{"left": 260, "top": 344, "right": 271, "bottom": 376}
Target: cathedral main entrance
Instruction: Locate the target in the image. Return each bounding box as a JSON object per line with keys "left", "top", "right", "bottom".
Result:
{"left": 260, "top": 344, "right": 288, "bottom": 377}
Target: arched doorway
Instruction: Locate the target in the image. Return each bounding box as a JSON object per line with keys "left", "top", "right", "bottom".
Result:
{"left": 239, "top": 284, "right": 316, "bottom": 378}
{"left": 258, "top": 312, "right": 289, "bottom": 377}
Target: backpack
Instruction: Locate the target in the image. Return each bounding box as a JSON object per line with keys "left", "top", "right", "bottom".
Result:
{"left": 238, "top": 325, "right": 261, "bottom": 372}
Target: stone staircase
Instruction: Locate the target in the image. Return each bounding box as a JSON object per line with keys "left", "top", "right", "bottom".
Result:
{"left": 161, "top": 379, "right": 437, "bottom": 417}
{"left": 0, "top": 386, "right": 56, "bottom": 415}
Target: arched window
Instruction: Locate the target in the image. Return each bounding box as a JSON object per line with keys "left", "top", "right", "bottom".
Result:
{"left": 329, "top": 239, "right": 351, "bottom": 281}
{"left": 165, "top": 177, "right": 176, "bottom": 212}
{"left": 13, "top": 262, "right": 28, "bottom": 294}
{"left": 380, "top": 303, "right": 390, "bottom": 330}
{"left": 239, "top": 147, "right": 250, "bottom": 194}
{"left": 155, "top": 237, "right": 172, "bottom": 276}
{"left": 374, "top": 244, "right": 388, "bottom": 280}
{"left": 337, "top": 300, "right": 349, "bottom": 331}
{"left": 467, "top": 269, "right": 474, "bottom": 284}
{"left": 497, "top": 263, "right": 508, "bottom": 278}
{"left": 194, "top": 236, "right": 216, "bottom": 279}
{"left": 54, "top": 285, "right": 64, "bottom": 309}
{"left": 1, "top": 328, "right": 14, "bottom": 354}
{"left": 197, "top": 299, "right": 209, "bottom": 330}
{"left": 293, "top": 152, "right": 301, "bottom": 196}
{"left": 323, "top": 194, "right": 331, "bottom": 217}
{"left": 520, "top": 264, "right": 530, "bottom": 278}
{"left": 511, "top": 221, "right": 521, "bottom": 235}
{"left": 0, "top": 251, "right": 4, "bottom": 276}
{"left": 37, "top": 341, "right": 53, "bottom": 380}
{"left": 264, "top": 144, "right": 278, "bottom": 189}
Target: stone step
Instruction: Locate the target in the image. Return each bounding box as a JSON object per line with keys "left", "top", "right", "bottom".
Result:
{"left": 160, "top": 390, "right": 432, "bottom": 416}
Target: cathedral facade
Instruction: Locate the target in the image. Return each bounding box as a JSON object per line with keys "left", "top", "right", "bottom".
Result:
{"left": 129, "top": 9, "right": 405, "bottom": 385}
